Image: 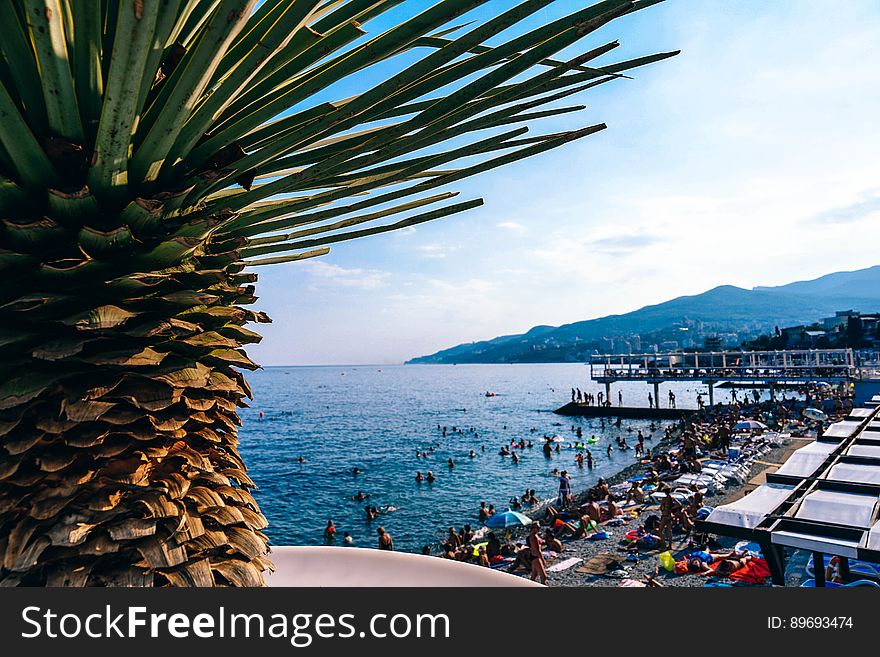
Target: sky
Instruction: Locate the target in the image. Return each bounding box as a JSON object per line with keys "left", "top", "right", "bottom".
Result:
{"left": 247, "top": 0, "right": 880, "bottom": 366}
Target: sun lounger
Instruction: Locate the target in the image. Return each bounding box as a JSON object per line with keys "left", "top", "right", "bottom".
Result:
{"left": 804, "top": 554, "right": 880, "bottom": 579}
{"left": 800, "top": 578, "right": 880, "bottom": 588}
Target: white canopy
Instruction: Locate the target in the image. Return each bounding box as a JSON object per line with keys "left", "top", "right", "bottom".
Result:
{"left": 823, "top": 421, "right": 862, "bottom": 439}
{"left": 774, "top": 441, "right": 837, "bottom": 478}
{"left": 794, "top": 490, "right": 878, "bottom": 528}
{"left": 846, "top": 444, "right": 880, "bottom": 459}
{"left": 849, "top": 408, "right": 874, "bottom": 419}
{"left": 771, "top": 530, "right": 861, "bottom": 558}
{"left": 705, "top": 483, "right": 794, "bottom": 529}
{"left": 825, "top": 463, "right": 880, "bottom": 485}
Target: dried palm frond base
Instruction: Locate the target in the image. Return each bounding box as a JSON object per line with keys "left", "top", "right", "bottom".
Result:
{"left": 0, "top": 240, "right": 273, "bottom": 587}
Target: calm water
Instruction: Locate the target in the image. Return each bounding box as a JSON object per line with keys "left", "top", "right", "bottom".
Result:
{"left": 238, "top": 364, "right": 748, "bottom": 553}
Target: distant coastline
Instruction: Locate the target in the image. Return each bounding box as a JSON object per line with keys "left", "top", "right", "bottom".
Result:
{"left": 407, "top": 265, "right": 880, "bottom": 365}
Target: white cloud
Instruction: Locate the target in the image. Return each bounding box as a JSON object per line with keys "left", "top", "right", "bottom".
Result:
{"left": 301, "top": 261, "right": 390, "bottom": 290}
{"left": 496, "top": 221, "right": 527, "bottom": 234}
{"left": 416, "top": 243, "right": 461, "bottom": 259}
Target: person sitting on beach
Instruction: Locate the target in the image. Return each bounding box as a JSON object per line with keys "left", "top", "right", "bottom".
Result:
{"left": 462, "top": 524, "right": 476, "bottom": 543}
{"left": 487, "top": 532, "right": 503, "bottom": 561}
{"left": 447, "top": 527, "right": 461, "bottom": 549}
{"left": 510, "top": 496, "right": 522, "bottom": 510}
{"left": 580, "top": 500, "right": 602, "bottom": 525}
{"left": 544, "top": 529, "right": 564, "bottom": 554}
{"left": 377, "top": 526, "right": 394, "bottom": 551}
{"left": 510, "top": 545, "right": 533, "bottom": 573}
{"left": 625, "top": 481, "right": 645, "bottom": 506}
{"left": 478, "top": 546, "right": 490, "bottom": 568}
{"left": 572, "top": 511, "right": 596, "bottom": 539}
{"left": 603, "top": 495, "right": 622, "bottom": 521}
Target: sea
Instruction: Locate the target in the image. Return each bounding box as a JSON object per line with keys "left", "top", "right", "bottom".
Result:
{"left": 237, "top": 363, "right": 756, "bottom": 553}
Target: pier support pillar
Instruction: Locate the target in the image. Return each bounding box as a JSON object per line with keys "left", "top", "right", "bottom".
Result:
{"left": 653, "top": 382, "right": 660, "bottom": 409}
{"left": 708, "top": 382, "right": 715, "bottom": 406}
{"left": 604, "top": 382, "right": 611, "bottom": 404}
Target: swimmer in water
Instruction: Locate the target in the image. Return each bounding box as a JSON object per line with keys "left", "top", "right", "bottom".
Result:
{"left": 415, "top": 471, "right": 424, "bottom": 482}
{"left": 448, "top": 458, "right": 455, "bottom": 468}
{"left": 259, "top": 411, "right": 264, "bottom": 420}
{"left": 343, "top": 532, "right": 353, "bottom": 545}
{"left": 469, "top": 450, "right": 477, "bottom": 458}
{"left": 351, "top": 467, "right": 362, "bottom": 475}
{"left": 426, "top": 471, "right": 436, "bottom": 483}
{"left": 297, "top": 456, "right": 306, "bottom": 463}
{"left": 511, "top": 452, "right": 519, "bottom": 464}
{"left": 352, "top": 490, "right": 369, "bottom": 501}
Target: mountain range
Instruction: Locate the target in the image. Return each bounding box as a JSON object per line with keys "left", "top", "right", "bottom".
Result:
{"left": 406, "top": 265, "right": 880, "bottom": 364}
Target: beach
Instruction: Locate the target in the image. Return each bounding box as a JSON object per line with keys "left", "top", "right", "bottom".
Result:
{"left": 490, "top": 389, "right": 849, "bottom": 588}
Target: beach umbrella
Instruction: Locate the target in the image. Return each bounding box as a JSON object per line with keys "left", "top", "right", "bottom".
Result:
{"left": 485, "top": 511, "right": 533, "bottom": 529}
{"left": 803, "top": 408, "right": 828, "bottom": 421}
{"left": 733, "top": 420, "right": 768, "bottom": 431}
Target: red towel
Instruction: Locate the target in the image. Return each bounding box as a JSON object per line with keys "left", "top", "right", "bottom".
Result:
{"left": 729, "top": 558, "right": 771, "bottom": 584}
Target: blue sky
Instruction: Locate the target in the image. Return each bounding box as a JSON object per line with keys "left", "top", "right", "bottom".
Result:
{"left": 248, "top": 0, "right": 880, "bottom": 365}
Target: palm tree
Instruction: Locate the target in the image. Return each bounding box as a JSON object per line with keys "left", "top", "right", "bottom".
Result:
{"left": 0, "top": 0, "right": 675, "bottom": 586}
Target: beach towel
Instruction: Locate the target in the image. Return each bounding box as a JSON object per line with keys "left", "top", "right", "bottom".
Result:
{"left": 547, "top": 557, "right": 583, "bottom": 573}
{"left": 729, "top": 557, "right": 771, "bottom": 584}
{"left": 576, "top": 552, "right": 620, "bottom": 575}
{"left": 618, "top": 578, "right": 647, "bottom": 587}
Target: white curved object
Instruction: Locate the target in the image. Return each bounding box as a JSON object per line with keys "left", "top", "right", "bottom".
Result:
{"left": 265, "top": 546, "right": 541, "bottom": 587}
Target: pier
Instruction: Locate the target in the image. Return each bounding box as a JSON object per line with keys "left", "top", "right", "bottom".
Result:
{"left": 554, "top": 402, "right": 695, "bottom": 419}
{"left": 587, "top": 348, "right": 855, "bottom": 409}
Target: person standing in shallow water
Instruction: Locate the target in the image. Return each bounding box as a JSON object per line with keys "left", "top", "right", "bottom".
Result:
{"left": 377, "top": 527, "right": 394, "bottom": 550}
{"left": 324, "top": 520, "right": 336, "bottom": 544}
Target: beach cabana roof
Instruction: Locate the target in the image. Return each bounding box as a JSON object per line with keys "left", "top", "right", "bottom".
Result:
{"left": 696, "top": 400, "right": 880, "bottom": 586}
{"left": 822, "top": 420, "right": 862, "bottom": 440}
{"left": 705, "top": 484, "right": 795, "bottom": 529}
{"left": 773, "top": 441, "right": 837, "bottom": 479}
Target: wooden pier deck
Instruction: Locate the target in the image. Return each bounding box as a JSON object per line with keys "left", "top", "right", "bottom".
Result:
{"left": 554, "top": 402, "right": 697, "bottom": 419}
